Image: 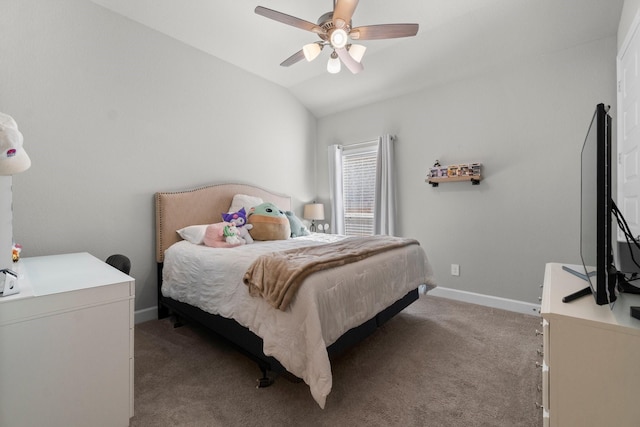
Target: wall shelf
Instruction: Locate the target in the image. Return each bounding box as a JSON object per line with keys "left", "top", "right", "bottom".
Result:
{"left": 426, "top": 162, "right": 482, "bottom": 187}
{"left": 427, "top": 175, "right": 481, "bottom": 187}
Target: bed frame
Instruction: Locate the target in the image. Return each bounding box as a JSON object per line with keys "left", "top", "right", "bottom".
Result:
{"left": 155, "top": 183, "right": 419, "bottom": 385}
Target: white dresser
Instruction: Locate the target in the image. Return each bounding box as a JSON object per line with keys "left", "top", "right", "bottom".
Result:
{"left": 540, "top": 263, "right": 640, "bottom": 427}
{"left": 0, "top": 252, "right": 134, "bottom": 427}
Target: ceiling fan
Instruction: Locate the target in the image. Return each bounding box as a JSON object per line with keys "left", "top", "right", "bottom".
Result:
{"left": 255, "top": 0, "right": 419, "bottom": 74}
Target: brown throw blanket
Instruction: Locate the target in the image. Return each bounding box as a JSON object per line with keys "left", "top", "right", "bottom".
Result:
{"left": 243, "top": 235, "right": 419, "bottom": 311}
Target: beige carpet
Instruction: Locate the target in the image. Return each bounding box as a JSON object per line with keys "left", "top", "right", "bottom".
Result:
{"left": 131, "top": 295, "right": 543, "bottom": 427}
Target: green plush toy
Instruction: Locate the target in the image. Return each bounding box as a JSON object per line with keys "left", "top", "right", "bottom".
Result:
{"left": 285, "top": 211, "right": 310, "bottom": 237}
{"left": 247, "top": 202, "right": 291, "bottom": 241}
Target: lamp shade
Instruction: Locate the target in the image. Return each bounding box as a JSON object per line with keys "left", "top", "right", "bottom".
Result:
{"left": 303, "top": 43, "right": 322, "bottom": 62}
{"left": 348, "top": 44, "right": 366, "bottom": 63}
{"left": 330, "top": 28, "right": 348, "bottom": 49}
{"left": 303, "top": 203, "right": 325, "bottom": 221}
{"left": 0, "top": 113, "right": 31, "bottom": 176}
{"left": 327, "top": 53, "right": 341, "bottom": 74}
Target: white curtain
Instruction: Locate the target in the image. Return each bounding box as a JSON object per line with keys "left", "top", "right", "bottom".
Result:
{"left": 373, "top": 134, "right": 396, "bottom": 236}
{"left": 328, "top": 144, "right": 345, "bottom": 234}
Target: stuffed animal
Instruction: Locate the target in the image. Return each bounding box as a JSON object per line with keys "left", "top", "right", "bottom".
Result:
{"left": 247, "top": 202, "right": 291, "bottom": 241}
{"left": 203, "top": 222, "right": 244, "bottom": 248}
{"left": 222, "top": 207, "right": 254, "bottom": 244}
{"left": 223, "top": 223, "right": 245, "bottom": 245}
{"left": 285, "top": 211, "right": 310, "bottom": 237}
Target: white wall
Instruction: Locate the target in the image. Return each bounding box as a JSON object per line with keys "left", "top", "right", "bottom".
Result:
{"left": 620, "top": 0, "right": 640, "bottom": 49}
{"left": 1, "top": 0, "right": 317, "bottom": 311}
{"left": 317, "top": 37, "right": 618, "bottom": 304}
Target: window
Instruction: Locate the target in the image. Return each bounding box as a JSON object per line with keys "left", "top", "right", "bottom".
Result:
{"left": 341, "top": 143, "right": 378, "bottom": 236}
{"left": 329, "top": 135, "right": 395, "bottom": 236}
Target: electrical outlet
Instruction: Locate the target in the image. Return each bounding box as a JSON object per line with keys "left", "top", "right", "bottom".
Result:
{"left": 451, "top": 264, "right": 460, "bottom": 276}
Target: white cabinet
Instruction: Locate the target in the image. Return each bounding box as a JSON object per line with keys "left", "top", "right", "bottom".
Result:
{"left": 540, "top": 263, "right": 640, "bottom": 427}
{"left": 0, "top": 253, "right": 134, "bottom": 427}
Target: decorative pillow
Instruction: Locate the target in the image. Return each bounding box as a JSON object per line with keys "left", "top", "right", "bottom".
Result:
{"left": 285, "top": 211, "right": 310, "bottom": 237}
{"left": 177, "top": 224, "right": 209, "bottom": 244}
{"left": 228, "top": 194, "right": 263, "bottom": 214}
{"left": 248, "top": 202, "right": 291, "bottom": 241}
{"left": 203, "top": 222, "right": 242, "bottom": 248}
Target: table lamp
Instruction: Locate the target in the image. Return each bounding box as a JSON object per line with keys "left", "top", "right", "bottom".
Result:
{"left": 303, "top": 203, "right": 325, "bottom": 232}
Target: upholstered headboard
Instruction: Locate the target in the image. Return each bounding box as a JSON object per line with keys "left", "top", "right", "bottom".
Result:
{"left": 155, "top": 183, "right": 292, "bottom": 263}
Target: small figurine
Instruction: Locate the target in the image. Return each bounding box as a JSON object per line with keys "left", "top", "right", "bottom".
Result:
{"left": 12, "top": 243, "right": 21, "bottom": 262}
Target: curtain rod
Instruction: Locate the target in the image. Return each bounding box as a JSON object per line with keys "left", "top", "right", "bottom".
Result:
{"left": 342, "top": 135, "right": 395, "bottom": 148}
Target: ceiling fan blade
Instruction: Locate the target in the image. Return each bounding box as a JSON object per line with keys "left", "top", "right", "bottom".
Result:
{"left": 350, "top": 23, "right": 419, "bottom": 40}
{"left": 280, "top": 49, "right": 306, "bottom": 67}
{"left": 333, "top": 0, "right": 359, "bottom": 29}
{"left": 255, "top": 6, "right": 325, "bottom": 35}
{"left": 335, "top": 47, "right": 363, "bottom": 74}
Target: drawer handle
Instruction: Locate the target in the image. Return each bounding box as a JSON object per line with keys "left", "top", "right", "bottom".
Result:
{"left": 535, "top": 402, "right": 544, "bottom": 410}
{"left": 535, "top": 329, "right": 544, "bottom": 336}
{"left": 537, "top": 349, "right": 544, "bottom": 357}
{"left": 535, "top": 362, "right": 543, "bottom": 369}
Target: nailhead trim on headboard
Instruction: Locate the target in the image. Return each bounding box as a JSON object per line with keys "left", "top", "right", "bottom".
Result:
{"left": 155, "top": 183, "right": 292, "bottom": 263}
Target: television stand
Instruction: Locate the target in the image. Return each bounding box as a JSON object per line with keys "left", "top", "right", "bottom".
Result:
{"left": 540, "top": 263, "right": 640, "bottom": 426}
{"left": 561, "top": 265, "right": 595, "bottom": 303}
{"left": 562, "top": 286, "right": 591, "bottom": 303}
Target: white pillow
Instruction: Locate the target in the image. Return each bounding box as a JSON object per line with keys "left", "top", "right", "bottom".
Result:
{"left": 177, "top": 224, "right": 209, "bottom": 244}
{"left": 228, "top": 194, "right": 263, "bottom": 213}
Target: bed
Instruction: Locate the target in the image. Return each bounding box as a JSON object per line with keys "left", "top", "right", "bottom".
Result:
{"left": 155, "top": 183, "right": 434, "bottom": 408}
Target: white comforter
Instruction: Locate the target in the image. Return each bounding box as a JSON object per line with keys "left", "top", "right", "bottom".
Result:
{"left": 162, "top": 234, "right": 434, "bottom": 408}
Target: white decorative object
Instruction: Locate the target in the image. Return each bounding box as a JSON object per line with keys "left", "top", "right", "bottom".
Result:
{"left": 0, "top": 113, "right": 31, "bottom": 176}
{"left": 0, "top": 112, "right": 32, "bottom": 277}
{"left": 0, "top": 268, "right": 18, "bottom": 296}
{"left": 0, "top": 176, "right": 12, "bottom": 271}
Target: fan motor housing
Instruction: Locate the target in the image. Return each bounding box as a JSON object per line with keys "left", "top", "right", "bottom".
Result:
{"left": 317, "top": 11, "right": 352, "bottom": 39}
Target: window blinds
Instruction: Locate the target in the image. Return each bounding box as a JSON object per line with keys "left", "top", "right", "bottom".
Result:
{"left": 342, "top": 145, "right": 377, "bottom": 236}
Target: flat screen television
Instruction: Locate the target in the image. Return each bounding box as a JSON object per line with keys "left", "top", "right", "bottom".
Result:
{"left": 564, "top": 103, "right": 617, "bottom": 305}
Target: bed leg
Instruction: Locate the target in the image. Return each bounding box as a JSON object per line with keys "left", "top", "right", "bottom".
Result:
{"left": 158, "top": 304, "right": 170, "bottom": 319}
{"left": 171, "top": 314, "right": 184, "bottom": 328}
{"left": 256, "top": 367, "right": 274, "bottom": 388}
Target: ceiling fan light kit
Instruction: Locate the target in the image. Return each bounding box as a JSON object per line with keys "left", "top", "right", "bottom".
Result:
{"left": 303, "top": 43, "right": 323, "bottom": 62}
{"left": 330, "top": 28, "right": 348, "bottom": 49}
{"left": 255, "top": 0, "right": 419, "bottom": 74}
{"left": 327, "top": 52, "right": 341, "bottom": 74}
{"left": 348, "top": 44, "right": 366, "bottom": 63}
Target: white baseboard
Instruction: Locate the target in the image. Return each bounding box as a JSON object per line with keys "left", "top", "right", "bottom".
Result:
{"left": 134, "top": 306, "right": 157, "bottom": 324}
{"left": 134, "top": 287, "right": 541, "bottom": 323}
{"left": 428, "top": 286, "right": 541, "bottom": 316}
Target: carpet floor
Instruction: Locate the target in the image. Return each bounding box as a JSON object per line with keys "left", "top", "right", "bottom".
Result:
{"left": 130, "top": 295, "right": 543, "bottom": 427}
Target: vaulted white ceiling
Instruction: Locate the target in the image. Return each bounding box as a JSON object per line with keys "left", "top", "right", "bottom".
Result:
{"left": 91, "top": 0, "right": 623, "bottom": 117}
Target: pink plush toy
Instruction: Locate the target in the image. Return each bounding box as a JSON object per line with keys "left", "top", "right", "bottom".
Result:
{"left": 203, "top": 222, "right": 244, "bottom": 248}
